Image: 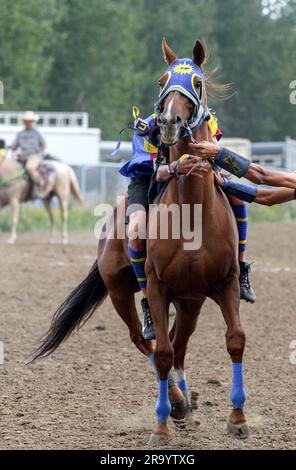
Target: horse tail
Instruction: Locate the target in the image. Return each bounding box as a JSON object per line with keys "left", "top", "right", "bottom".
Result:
{"left": 69, "top": 166, "right": 84, "bottom": 204}
{"left": 33, "top": 262, "right": 107, "bottom": 360}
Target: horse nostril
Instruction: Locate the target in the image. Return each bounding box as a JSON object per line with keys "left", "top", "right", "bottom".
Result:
{"left": 158, "top": 114, "right": 167, "bottom": 125}
{"left": 175, "top": 115, "right": 183, "bottom": 124}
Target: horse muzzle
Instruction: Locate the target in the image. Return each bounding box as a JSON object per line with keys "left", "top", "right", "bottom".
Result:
{"left": 157, "top": 114, "right": 184, "bottom": 146}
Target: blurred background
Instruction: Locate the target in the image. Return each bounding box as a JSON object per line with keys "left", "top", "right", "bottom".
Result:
{"left": 0, "top": 0, "right": 296, "bottom": 231}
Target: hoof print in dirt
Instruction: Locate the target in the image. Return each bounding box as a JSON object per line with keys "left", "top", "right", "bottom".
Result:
{"left": 226, "top": 421, "right": 250, "bottom": 439}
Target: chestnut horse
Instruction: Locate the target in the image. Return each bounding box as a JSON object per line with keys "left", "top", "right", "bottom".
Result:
{"left": 34, "top": 39, "right": 249, "bottom": 445}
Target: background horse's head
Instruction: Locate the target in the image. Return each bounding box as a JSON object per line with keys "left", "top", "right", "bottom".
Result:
{"left": 156, "top": 38, "right": 207, "bottom": 145}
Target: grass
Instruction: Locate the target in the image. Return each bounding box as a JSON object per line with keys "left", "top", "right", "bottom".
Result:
{"left": 247, "top": 201, "right": 296, "bottom": 223}
{"left": 1, "top": 201, "right": 296, "bottom": 233}
{"left": 0, "top": 204, "right": 99, "bottom": 232}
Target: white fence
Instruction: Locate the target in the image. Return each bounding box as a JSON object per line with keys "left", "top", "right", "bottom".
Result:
{"left": 73, "top": 162, "right": 128, "bottom": 203}
{"left": 0, "top": 111, "right": 89, "bottom": 128}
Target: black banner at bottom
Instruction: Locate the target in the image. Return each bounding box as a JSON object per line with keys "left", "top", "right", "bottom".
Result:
{"left": 0, "top": 449, "right": 294, "bottom": 465}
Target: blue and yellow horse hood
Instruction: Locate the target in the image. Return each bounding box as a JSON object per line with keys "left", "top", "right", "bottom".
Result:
{"left": 157, "top": 58, "right": 205, "bottom": 109}
{"left": 155, "top": 57, "right": 207, "bottom": 130}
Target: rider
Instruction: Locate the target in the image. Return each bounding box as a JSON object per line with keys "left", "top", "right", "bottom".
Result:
{"left": 10, "top": 111, "right": 46, "bottom": 197}
{"left": 120, "top": 108, "right": 255, "bottom": 341}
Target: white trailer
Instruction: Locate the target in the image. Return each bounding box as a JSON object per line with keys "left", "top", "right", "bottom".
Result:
{"left": 0, "top": 111, "right": 101, "bottom": 165}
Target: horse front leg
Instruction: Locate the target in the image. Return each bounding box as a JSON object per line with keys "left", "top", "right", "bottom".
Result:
{"left": 213, "top": 276, "right": 249, "bottom": 439}
{"left": 43, "top": 196, "right": 56, "bottom": 243}
{"left": 170, "top": 298, "right": 205, "bottom": 424}
{"left": 147, "top": 270, "right": 173, "bottom": 445}
{"left": 58, "top": 195, "right": 69, "bottom": 245}
{"left": 8, "top": 197, "right": 19, "bottom": 244}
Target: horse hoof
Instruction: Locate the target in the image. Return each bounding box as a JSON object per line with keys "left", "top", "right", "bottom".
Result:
{"left": 170, "top": 398, "right": 187, "bottom": 420}
{"left": 186, "top": 410, "right": 200, "bottom": 426}
{"left": 227, "top": 420, "right": 249, "bottom": 439}
{"left": 148, "top": 432, "right": 171, "bottom": 446}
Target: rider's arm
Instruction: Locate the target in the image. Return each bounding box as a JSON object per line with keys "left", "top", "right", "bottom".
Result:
{"left": 255, "top": 187, "right": 296, "bottom": 206}
{"left": 37, "top": 132, "right": 46, "bottom": 153}
{"left": 217, "top": 174, "right": 296, "bottom": 205}
{"left": 190, "top": 140, "right": 296, "bottom": 187}
{"left": 10, "top": 135, "right": 19, "bottom": 151}
{"left": 245, "top": 164, "right": 296, "bottom": 188}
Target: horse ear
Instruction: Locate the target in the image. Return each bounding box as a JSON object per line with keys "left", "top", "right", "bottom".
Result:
{"left": 162, "top": 37, "right": 178, "bottom": 66}
{"left": 193, "top": 40, "right": 207, "bottom": 68}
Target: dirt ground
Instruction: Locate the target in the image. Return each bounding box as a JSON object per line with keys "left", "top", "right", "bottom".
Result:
{"left": 0, "top": 223, "right": 295, "bottom": 450}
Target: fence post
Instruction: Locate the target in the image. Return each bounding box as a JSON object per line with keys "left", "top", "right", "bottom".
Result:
{"left": 81, "top": 166, "right": 87, "bottom": 198}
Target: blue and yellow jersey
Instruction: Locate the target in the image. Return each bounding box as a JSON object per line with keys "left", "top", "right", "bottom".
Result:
{"left": 119, "top": 113, "right": 158, "bottom": 178}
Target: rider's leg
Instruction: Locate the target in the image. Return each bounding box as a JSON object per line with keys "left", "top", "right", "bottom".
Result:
{"left": 25, "top": 154, "right": 47, "bottom": 198}
{"left": 127, "top": 209, "right": 155, "bottom": 340}
{"left": 228, "top": 195, "right": 256, "bottom": 303}
{"left": 25, "top": 155, "right": 41, "bottom": 185}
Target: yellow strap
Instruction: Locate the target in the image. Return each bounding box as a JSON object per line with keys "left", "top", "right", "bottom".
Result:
{"left": 236, "top": 217, "right": 248, "bottom": 222}
{"left": 178, "top": 153, "right": 190, "bottom": 163}
{"left": 137, "top": 277, "right": 147, "bottom": 282}
{"left": 132, "top": 106, "right": 140, "bottom": 125}
{"left": 239, "top": 240, "right": 247, "bottom": 244}
{"left": 208, "top": 112, "right": 219, "bottom": 136}
{"left": 130, "top": 257, "right": 146, "bottom": 263}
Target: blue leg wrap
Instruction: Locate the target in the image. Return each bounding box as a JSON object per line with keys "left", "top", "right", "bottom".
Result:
{"left": 232, "top": 204, "right": 248, "bottom": 253}
{"left": 177, "top": 379, "right": 190, "bottom": 406}
{"left": 231, "top": 362, "right": 247, "bottom": 409}
{"left": 128, "top": 243, "right": 147, "bottom": 289}
{"left": 156, "top": 380, "right": 171, "bottom": 423}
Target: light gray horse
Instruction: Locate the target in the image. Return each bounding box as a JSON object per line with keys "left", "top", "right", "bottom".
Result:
{"left": 0, "top": 155, "right": 83, "bottom": 244}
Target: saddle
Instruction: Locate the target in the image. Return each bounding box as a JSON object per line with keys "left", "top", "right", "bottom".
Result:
{"left": 17, "top": 158, "right": 56, "bottom": 200}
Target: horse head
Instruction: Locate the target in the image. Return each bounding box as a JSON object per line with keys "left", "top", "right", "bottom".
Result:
{"left": 156, "top": 38, "right": 207, "bottom": 145}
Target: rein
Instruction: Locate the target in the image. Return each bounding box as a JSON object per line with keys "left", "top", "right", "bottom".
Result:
{"left": 0, "top": 169, "right": 26, "bottom": 189}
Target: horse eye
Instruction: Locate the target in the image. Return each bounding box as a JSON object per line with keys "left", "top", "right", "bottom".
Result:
{"left": 195, "top": 81, "right": 201, "bottom": 88}
{"left": 158, "top": 80, "right": 163, "bottom": 87}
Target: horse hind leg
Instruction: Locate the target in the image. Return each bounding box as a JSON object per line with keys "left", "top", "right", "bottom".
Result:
{"left": 103, "top": 267, "right": 153, "bottom": 358}
{"left": 58, "top": 194, "right": 69, "bottom": 245}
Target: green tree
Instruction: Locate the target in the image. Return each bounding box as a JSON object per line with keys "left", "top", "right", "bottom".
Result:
{"left": 0, "top": 0, "right": 59, "bottom": 109}
{"left": 212, "top": 0, "right": 296, "bottom": 141}
{"left": 47, "top": 0, "right": 146, "bottom": 139}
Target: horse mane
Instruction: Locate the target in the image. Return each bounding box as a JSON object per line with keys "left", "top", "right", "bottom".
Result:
{"left": 198, "top": 40, "right": 234, "bottom": 102}
{"left": 205, "top": 66, "right": 235, "bottom": 102}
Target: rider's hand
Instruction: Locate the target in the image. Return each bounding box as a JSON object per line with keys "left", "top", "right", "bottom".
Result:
{"left": 171, "top": 156, "right": 200, "bottom": 174}
{"left": 188, "top": 140, "right": 221, "bottom": 159}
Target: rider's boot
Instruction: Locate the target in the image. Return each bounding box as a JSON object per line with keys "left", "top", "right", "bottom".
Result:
{"left": 239, "top": 261, "right": 256, "bottom": 303}
{"left": 141, "top": 297, "right": 156, "bottom": 341}
{"left": 128, "top": 243, "right": 156, "bottom": 340}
